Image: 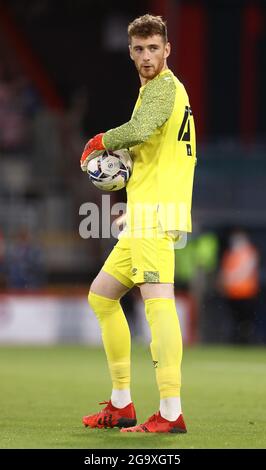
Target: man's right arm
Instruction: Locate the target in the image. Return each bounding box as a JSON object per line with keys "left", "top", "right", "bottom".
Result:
{"left": 80, "top": 72, "right": 176, "bottom": 171}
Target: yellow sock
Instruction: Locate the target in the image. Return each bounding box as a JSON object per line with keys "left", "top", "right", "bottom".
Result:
{"left": 144, "top": 298, "right": 183, "bottom": 398}
{"left": 88, "top": 292, "right": 131, "bottom": 390}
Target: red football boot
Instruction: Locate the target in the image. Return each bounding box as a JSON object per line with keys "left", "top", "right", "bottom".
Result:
{"left": 120, "top": 411, "right": 187, "bottom": 433}
{"left": 82, "top": 401, "right": 137, "bottom": 429}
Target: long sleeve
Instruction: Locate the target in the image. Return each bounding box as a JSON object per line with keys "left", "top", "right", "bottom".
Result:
{"left": 103, "top": 71, "right": 176, "bottom": 151}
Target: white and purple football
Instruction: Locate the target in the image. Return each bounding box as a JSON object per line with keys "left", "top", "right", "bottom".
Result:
{"left": 87, "top": 149, "right": 133, "bottom": 191}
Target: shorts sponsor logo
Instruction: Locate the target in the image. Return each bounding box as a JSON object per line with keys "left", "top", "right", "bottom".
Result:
{"left": 144, "top": 271, "right": 160, "bottom": 283}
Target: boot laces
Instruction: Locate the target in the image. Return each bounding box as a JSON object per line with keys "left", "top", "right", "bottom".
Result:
{"left": 92, "top": 401, "right": 111, "bottom": 418}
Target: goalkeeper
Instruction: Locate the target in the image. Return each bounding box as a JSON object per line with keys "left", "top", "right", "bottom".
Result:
{"left": 80, "top": 14, "right": 196, "bottom": 433}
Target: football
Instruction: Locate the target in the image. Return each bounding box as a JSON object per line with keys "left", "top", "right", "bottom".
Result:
{"left": 87, "top": 149, "right": 133, "bottom": 191}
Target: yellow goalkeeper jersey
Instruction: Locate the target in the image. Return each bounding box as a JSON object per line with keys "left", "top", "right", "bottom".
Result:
{"left": 104, "top": 69, "right": 196, "bottom": 232}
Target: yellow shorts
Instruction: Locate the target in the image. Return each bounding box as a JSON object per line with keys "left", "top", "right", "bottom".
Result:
{"left": 102, "top": 229, "right": 178, "bottom": 288}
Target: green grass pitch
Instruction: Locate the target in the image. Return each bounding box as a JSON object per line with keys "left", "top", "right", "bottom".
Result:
{"left": 0, "top": 344, "right": 266, "bottom": 449}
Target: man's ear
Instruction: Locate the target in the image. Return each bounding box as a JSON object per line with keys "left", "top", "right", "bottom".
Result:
{"left": 164, "top": 42, "right": 171, "bottom": 59}
{"left": 129, "top": 45, "right": 134, "bottom": 61}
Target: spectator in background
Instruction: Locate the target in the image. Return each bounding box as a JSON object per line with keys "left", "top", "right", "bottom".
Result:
{"left": 5, "top": 228, "right": 45, "bottom": 289}
{"left": 0, "top": 231, "right": 6, "bottom": 289}
{"left": 175, "top": 231, "right": 219, "bottom": 343}
{"left": 219, "top": 229, "right": 260, "bottom": 344}
{"left": 175, "top": 231, "right": 219, "bottom": 292}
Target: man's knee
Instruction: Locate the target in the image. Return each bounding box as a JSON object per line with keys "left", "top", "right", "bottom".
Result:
{"left": 89, "top": 272, "right": 108, "bottom": 297}
{"left": 89, "top": 270, "right": 129, "bottom": 300}
{"left": 88, "top": 290, "right": 99, "bottom": 309}
{"left": 88, "top": 291, "right": 120, "bottom": 324}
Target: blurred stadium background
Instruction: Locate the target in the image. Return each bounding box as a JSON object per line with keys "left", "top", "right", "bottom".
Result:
{"left": 1, "top": 0, "right": 266, "bottom": 451}
{"left": 0, "top": 0, "right": 266, "bottom": 347}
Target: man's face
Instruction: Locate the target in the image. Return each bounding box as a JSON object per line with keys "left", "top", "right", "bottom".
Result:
{"left": 129, "top": 34, "right": 170, "bottom": 83}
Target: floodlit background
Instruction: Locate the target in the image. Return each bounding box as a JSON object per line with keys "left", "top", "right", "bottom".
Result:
{"left": 1, "top": 0, "right": 266, "bottom": 451}
{"left": 0, "top": 0, "right": 266, "bottom": 346}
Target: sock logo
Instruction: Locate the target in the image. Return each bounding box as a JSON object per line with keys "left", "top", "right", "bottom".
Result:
{"left": 153, "top": 360, "right": 158, "bottom": 368}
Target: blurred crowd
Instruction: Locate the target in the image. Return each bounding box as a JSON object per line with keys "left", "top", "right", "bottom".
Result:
{"left": 0, "top": 52, "right": 265, "bottom": 345}
{"left": 0, "top": 1, "right": 266, "bottom": 345}
{"left": 173, "top": 228, "right": 263, "bottom": 345}
{"left": 0, "top": 42, "right": 108, "bottom": 286}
